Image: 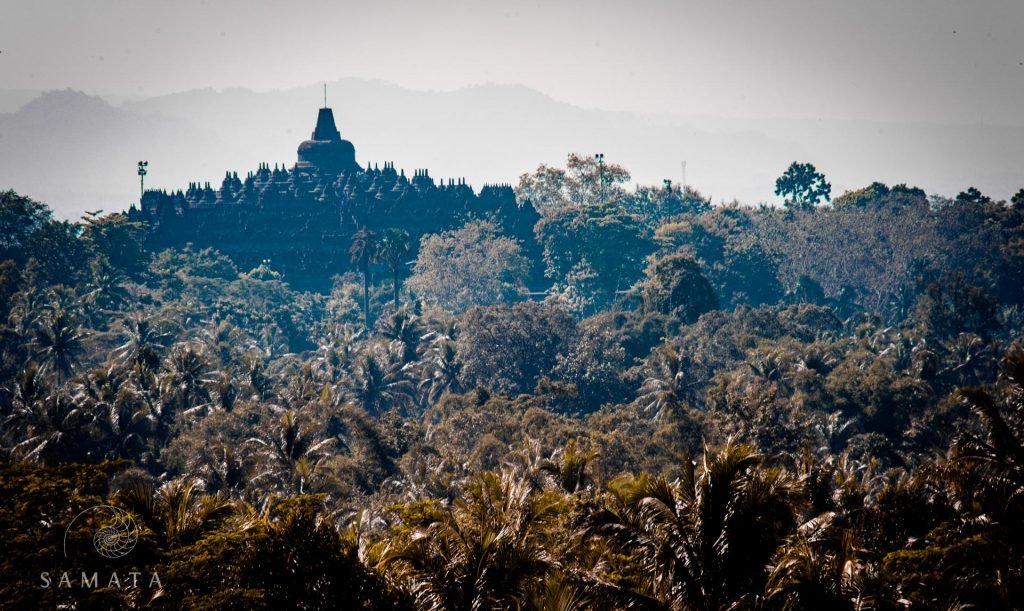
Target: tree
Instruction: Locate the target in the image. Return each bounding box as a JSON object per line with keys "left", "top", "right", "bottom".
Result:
{"left": 350, "top": 228, "right": 379, "bottom": 328}
{"left": 656, "top": 206, "right": 784, "bottom": 308}
{"left": 1, "top": 363, "right": 92, "bottom": 464}
{"left": 766, "top": 517, "right": 865, "bottom": 611}
{"left": 516, "top": 153, "right": 631, "bottom": 210}
{"left": 382, "top": 470, "right": 564, "bottom": 610}
{"left": 247, "top": 410, "right": 335, "bottom": 495}
{"left": 535, "top": 203, "right": 654, "bottom": 314}
{"left": 583, "top": 443, "right": 803, "bottom": 610}
{"left": 377, "top": 228, "right": 411, "bottom": 307}
{"left": 419, "top": 338, "right": 463, "bottom": 405}
{"left": 73, "top": 366, "right": 156, "bottom": 461}
{"left": 0, "top": 191, "right": 53, "bottom": 265}
{"left": 82, "top": 255, "right": 130, "bottom": 316}
{"left": 457, "top": 302, "right": 576, "bottom": 396}
{"left": 1012, "top": 188, "right": 1024, "bottom": 209}
{"left": 627, "top": 183, "right": 712, "bottom": 227}
{"left": 347, "top": 344, "right": 416, "bottom": 416}
{"left": 775, "top": 162, "right": 831, "bottom": 209}
{"left": 638, "top": 345, "right": 697, "bottom": 419}
{"left": 407, "top": 221, "right": 529, "bottom": 314}
{"left": 0, "top": 191, "right": 88, "bottom": 286}
{"left": 80, "top": 212, "right": 148, "bottom": 277}
{"left": 30, "top": 308, "right": 88, "bottom": 384}
{"left": 113, "top": 313, "right": 175, "bottom": 372}
{"left": 911, "top": 272, "right": 1000, "bottom": 341}
{"left": 956, "top": 186, "right": 991, "bottom": 204}
{"left": 118, "top": 477, "right": 235, "bottom": 549}
{"left": 158, "top": 342, "right": 214, "bottom": 423}
{"left": 641, "top": 253, "right": 719, "bottom": 323}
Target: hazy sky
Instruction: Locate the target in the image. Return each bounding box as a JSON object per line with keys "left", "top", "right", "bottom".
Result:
{"left": 2, "top": 0, "right": 1023, "bottom": 124}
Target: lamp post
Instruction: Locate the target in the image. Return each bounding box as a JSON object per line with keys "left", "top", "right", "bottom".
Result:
{"left": 137, "top": 161, "right": 149, "bottom": 200}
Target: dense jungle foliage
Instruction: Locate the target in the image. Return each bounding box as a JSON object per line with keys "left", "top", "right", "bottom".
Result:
{"left": 1, "top": 157, "right": 1024, "bottom": 610}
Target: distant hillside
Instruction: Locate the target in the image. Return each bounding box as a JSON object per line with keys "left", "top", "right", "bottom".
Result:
{"left": 0, "top": 90, "right": 217, "bottom": 218}
{"left": 1, "top": 80, "right": 1023, "bottom": 218}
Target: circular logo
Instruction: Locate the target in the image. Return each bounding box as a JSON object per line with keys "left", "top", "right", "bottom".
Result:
{"left": 64, "top": 505, "right": 139, "bottom": 559}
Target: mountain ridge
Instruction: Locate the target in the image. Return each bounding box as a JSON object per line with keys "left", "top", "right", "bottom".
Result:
{"left": 1, "top": 80, "right": 1022, "bottom": 218}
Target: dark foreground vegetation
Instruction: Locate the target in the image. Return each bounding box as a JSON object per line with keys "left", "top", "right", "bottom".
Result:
{"left": 1, "top": 159, "right": 1023, "bottom": 610}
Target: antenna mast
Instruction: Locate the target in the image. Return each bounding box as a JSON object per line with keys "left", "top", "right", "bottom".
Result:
{"left": 323, "top": 83, "right": 327, "bottom": 107}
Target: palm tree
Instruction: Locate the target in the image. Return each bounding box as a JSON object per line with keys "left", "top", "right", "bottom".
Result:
{"left": 279, "top": 361, "right": 320, "bottom": 409}
{"left": 955, "top": 349, "right": 1024, "bottom": 483}
{"left": 113, "top": 313, "right": 174, "bottom": 372}
{"left": 377, "top": 307, "right": 424, "bottom": 364}
{"left": 381, "top": 470, "right": 564, "bottom": 610}
{"left": 247, "top": 409, "right": 335, "bottom": 496}
{"left": 199, "top": 443, "right": 248, "bottom": 495}
{"left": 582, "top": 442, "right": 804, "bottom": 610}
{"left": 201, "top": 319, "right": 251, "bottom": 370}
{"left": 118, "top": 477, "right": 236, "bottom": 550}
{"left": 377, "top": 227, "right": 411, "bottom": 307}
{"left": 540, "top": 440, "right": 600, "bottom": 494}
{"left": 350, "top": 228, "right": 379, "bottom": 328}
{"left": 419, "top": 339, "right": 463, "bottom": 406}
{"left": 348, "top": 344, "right": 416, "bottom": 416}
{"left": 239, "top": 350, "right": 274, "bottom": 402}
{"left": 83, "top": 255, "right": 130, "bottom": 314}
{"left": 2, "top": 363, "right": 91, "bottom": 464}
{"left": 940, "top": 350, "right": 1024, "bottom": 606}
{"left": 638, "top": 345, "right": 696, "bottom": 419}
{"left": 73, "top": 366, "right": 156, "bottom": 461}
{"left": 29, "top": 308, "right": 87, "bottom": 384}
{"left": 314, "top": 323, "right": 362, "bottom": 384}
{"left": 940, "top": 332, "right": 998, "bottom": 387}
{"left": 766, "top": 516, "right": 868, "bottom": 611}
{"left": 158, "top": 342, "right": 214, "bottom": 423}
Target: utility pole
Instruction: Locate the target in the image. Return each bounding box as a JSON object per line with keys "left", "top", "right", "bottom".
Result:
{"left": 596, "top": 153, "right": 605, "bottom": 202}
{"left": 681, "top": 161, "right": 687, "bottom": 191}
{"left": 323, "top": 83, "right": 327, "bottom": 108}
{"left": 137, "top": 161, "right": 148, "bottom": 200}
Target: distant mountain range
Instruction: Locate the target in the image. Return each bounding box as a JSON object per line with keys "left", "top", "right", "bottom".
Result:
{"left": 1, "top": 79, "right": 1022, "bottom": 219}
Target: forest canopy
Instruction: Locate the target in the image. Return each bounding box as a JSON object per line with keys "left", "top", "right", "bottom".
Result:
{"left": 1, "top": 159, "right": 1024, "bottom": 609}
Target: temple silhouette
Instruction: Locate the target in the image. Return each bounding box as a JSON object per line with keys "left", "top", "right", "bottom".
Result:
{"left": 130, "top": 105, "right": 539, "bottom": 291}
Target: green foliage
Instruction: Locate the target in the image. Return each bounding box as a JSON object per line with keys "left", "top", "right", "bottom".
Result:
{"left": 150, "top": 244, "right": 239, "bottom": 282}
{"left": 656, "top": 207, "right": 784, "bottom": 308}
{"left": 641, "top": 253, "right": 719, "bottom": 323}
{"left": 515, "top": 152, "right": 631, "bottom": 209}
{"left": 956, "top": 186, "right": 992, "bottom": 204}
{"left": 80, "top": 212, "right": 148, "bottom": 277}
{"left": 775, "top": 161, "right": 832, "bottom": 209}
{"left": 457, "top": 301, "right": 577, "bottom": 396}
{"left": 0, "top": 170, "right": 1023, "bottom": 610}
{"left": 408, "top": 220, "right": 529, "bottom": 314}
{"left": 0, "top": 460, "right": 128, "bottom": 609}
{"left": 535, "top": 202, "right": 654, "bottom": 314}
{"left": 376, "top": 227, "right": 411, "bottom": 307}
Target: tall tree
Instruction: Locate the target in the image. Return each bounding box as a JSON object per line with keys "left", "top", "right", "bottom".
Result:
{"left": 775, "top": 162, "right": 831, "bottom": 209}
{"left": 350, "top": 228, "right": 379, "bottom": 328}
{"left": 516, "top": 152, "right": 631, "bottom": 209}
{"left": 407, "top": 221, "right": 529, "bottom": 314}
{"left": 377, "top": 228, "right": 412, "bottom": 307}
{"left": 30, "top": 308, "right": 87, "bottom": 384}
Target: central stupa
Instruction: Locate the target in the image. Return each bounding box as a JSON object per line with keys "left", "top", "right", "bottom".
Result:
{"left": 295, "top": 106, "right": 360, "bottom": 175}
